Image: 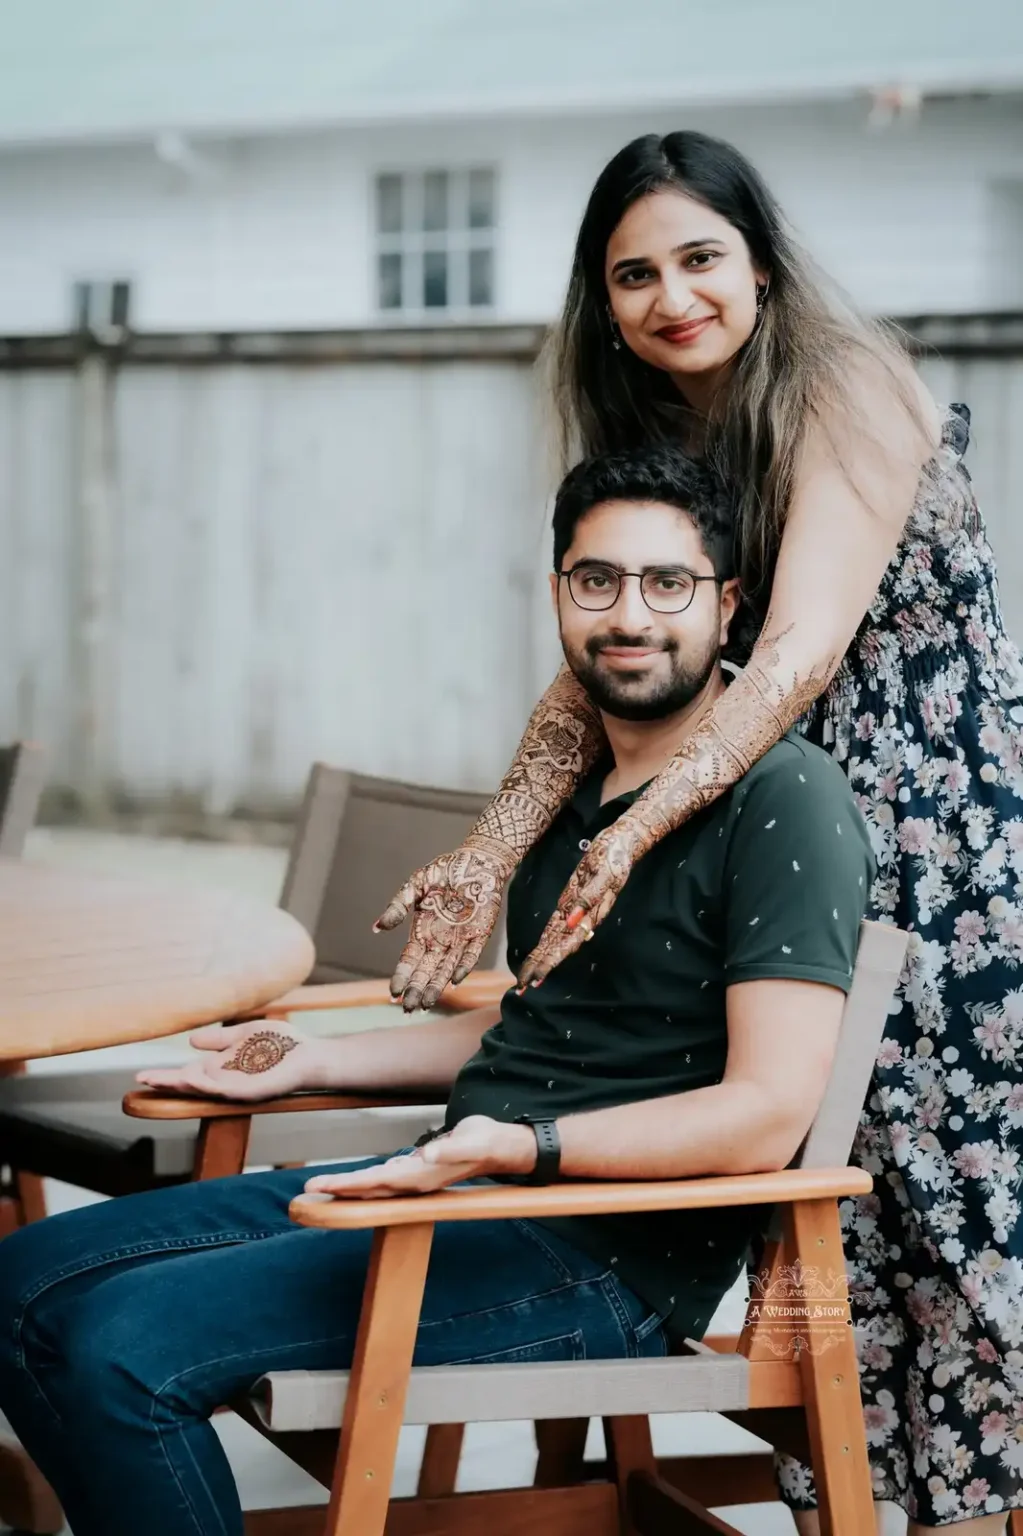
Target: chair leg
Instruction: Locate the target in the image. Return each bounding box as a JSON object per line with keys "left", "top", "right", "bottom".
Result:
{"left": 322, "top": 1222, "right": 434, "bottom": 1536}
{"left": 191, "top": 1116, "right": 252, "bottom": 1180}
{"left": 787, "top": 1198, "right": 873, "bottom": 1536}
{"left": 0, "top": 1438, "right": 64, "bottom": 1535}
{"left": 13, "top": 1171, "right": 47, "bottom": 1225}
{"left": 534, "top": 1419, "right": 589, "bottom": 1486}
{"left": 604, "top": 1416, "right": 655, "bottom": 1535}
{"left": 243, "top": 1510, "right": 325, "bottom": 1535}
{"left": 416, "top": 1424, "right": 465, "bottom": 1497}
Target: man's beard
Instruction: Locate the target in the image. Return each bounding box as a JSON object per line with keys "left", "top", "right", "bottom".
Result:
{"left": 562, "top": 629, "right": 721, "bottom": 722}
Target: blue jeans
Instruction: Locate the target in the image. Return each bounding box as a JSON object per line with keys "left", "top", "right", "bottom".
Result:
{"left": 0, "top": 1158, "right": 666, "bottom": 1536}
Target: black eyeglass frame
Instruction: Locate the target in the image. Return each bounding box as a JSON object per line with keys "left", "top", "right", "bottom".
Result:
{"left": 556, "top": 562, "right": 724, "bottom": 615}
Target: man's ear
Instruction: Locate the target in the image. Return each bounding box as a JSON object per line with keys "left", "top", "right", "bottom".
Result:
{"left": 718, "top": 577, "right": 741, "bottom": 648}
{"left": 549, "top": 570, "right": 560, "bottom": 618}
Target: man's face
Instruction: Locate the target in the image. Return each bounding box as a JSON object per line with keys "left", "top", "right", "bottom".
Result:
{"left": 551, "top": 499, "right": 739, "bottom": 722}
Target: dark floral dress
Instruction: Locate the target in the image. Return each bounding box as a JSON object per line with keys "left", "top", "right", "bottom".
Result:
{"left": 775, "top": 405, "right": 1023, "bottom": 1524}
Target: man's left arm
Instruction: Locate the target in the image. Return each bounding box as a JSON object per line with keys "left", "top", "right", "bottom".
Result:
{"left": 307, "top": 976, "right": 844, "bottom": 1194}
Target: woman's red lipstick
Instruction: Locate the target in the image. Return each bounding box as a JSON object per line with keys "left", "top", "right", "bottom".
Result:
{"left": 656, "top": 316, "right": 713, "bottom": 345}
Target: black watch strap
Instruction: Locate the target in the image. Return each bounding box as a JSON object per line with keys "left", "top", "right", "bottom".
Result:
{"left": 514, "top": 1116, "right": 561, "bottom": 1185}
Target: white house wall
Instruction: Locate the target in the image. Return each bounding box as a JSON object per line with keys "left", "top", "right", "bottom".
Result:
{"left": 1, "top": 94, "right": 1022, "bottom": 335}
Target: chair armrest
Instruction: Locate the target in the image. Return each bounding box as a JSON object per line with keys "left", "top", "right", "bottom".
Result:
{"left": 246, "top": 969, "right": 514, "bottom": 1019}
{"left": 123, "top": 1088, "right": 447, "bottom": 1122}
{"left": 288, "top": 1164, "right": 873, "bottom": 1230}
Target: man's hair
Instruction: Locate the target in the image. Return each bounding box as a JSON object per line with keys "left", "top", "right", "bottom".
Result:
{"left": 552, "top": 444, "right": 736, "bottom": 579}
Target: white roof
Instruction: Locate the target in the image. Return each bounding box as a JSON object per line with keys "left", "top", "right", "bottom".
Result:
{"left": 3, "top": 0, "right": 1020, "bottom": 148}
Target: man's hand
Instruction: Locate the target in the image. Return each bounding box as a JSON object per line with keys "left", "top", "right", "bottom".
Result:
{"left": 136, "top": 1021, "right": 328, "bottom": 1103}
{"left": 304, "top": 1116, "right": 536, "bottom": 1198}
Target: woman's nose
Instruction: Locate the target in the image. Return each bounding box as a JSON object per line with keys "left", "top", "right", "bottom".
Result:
{"left": 656, "top": 269, "right": 695, "bottom": 318}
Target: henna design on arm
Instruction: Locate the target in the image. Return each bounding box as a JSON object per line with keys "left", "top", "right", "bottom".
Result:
{"left": 466, "top": 666, "right": 606, "bottom": 862}
{"left": 518, "top": 626, "right": 840, "bottom": 984}
{"left": 629, "top": 623, "right": 839, "bottom": 845}
{"left": 224, "top": 1030, "right": 299, "bottom": 1075}
{"left": 378, "top": 667, "right": 606, "bottom": 1009}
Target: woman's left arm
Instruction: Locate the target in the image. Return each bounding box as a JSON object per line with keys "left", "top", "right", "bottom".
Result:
{"left": 517, "top": 390, "right": 938, "bottom": 987}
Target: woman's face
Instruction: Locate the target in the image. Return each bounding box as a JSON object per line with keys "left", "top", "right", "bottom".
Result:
{"left": 604, "top": 189, "right": 766, "bottom": 391}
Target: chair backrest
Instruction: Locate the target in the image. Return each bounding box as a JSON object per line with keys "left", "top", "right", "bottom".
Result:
{"left": 279, "top": 764, "right": 507, "bottom": 983}
{"left": 0, "top": 743, "right": 45, "bottom": 860}
{"left": 796, "top": 919, "right": 909, "bottom": 1169}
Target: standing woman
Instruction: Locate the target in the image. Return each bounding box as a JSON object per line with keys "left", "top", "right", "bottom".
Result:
{"left": 378, "top": 133, "right": 1023, "bottom": 1532}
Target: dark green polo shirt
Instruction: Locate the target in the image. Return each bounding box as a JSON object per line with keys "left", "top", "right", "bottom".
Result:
{"left": 446, "top": 731, "right": 874, "bottom": 1340}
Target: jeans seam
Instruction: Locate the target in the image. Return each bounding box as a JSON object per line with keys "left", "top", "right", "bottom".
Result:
{"left": 11, "top": 1232, "right": 279, "bottom": 1371}
{"left": 148, "top": 1334, "right": 356, "bottom": 1404}
{"left": 151, "top": 1414, "right": 227, "bottom": 1536}
{"left": 417, "top": 1274, "right": 594, "bottom": 1332}
{"left": 598, "top": 1274, "right": 638, "bottom": 1355}
{"left": 443, "top": 1328, "right": 586, "bottom": 1367}
{"left": 509, "top": 1219, "right": 583, "bottom": 1284}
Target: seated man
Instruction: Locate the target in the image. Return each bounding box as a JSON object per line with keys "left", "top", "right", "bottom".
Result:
{"left": 0, "top": 445, "right": 874, "bottom": 1536}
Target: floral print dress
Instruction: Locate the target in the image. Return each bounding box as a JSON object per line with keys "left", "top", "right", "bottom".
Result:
{"left": 776, "top": 404, "right": 1023, "bottom": 1525}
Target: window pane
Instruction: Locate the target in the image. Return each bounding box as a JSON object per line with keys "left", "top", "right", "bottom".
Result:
{"left": 378, "top": 251, "right": 403, "bottom": 310}
{"left": 423, "top": 171, "right": 449, "bottom": 232}
{"left": 468, "top": 168, "right": 495, "bottom": 229}
{"left": 424, "top": 250, "right": 448, "bottom": 308}
{"left": 468, "top": 247, "right": 493, "bottom": 307}
{"left": 376, "top": 174, "right": 403, "bottom": 234}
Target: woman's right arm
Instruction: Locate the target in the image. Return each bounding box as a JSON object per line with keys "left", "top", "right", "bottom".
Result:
{"left": 376, "top": 666, "right": 605, "bottom": 1010}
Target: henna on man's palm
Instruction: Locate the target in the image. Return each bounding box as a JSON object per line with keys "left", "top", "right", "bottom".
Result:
{"left": 224, "top": 1031, "right": 300, "bottom": 1075}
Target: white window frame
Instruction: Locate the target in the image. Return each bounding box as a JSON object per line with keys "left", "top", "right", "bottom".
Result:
{"left": 372, "top": 167, "right": 497, "bottom": 321}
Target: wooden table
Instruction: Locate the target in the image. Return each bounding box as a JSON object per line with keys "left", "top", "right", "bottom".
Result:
{"left": 0, "top": 860, "right": 315, "bottom": 1529}
{"left": 0, "top": 861, "right": 315, "bottom": 1061}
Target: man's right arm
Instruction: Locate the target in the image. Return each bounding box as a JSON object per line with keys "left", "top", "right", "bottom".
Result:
{"left": 136, "top": 1005, "right": 502, "bottom": 1102}
{"left": 305, "top": 1006, "right": 501, "bottom": 1092}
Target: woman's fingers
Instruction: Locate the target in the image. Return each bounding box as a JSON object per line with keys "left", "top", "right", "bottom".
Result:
{"left": 516, "top": 913, "right": 581, "bottom": 989}
{"left": 389, "top": 931, "right": 427, "bottom": 1001}
{"left": 418, "top": 944, "right": 467, "bottom": 1011}
{"left": 401, "top": 941, "right": 455, "bottom": 1014}
{"left": 449, "top": 931, "right": 489, "bottom": 988}
{"left": 516, "top": 873, "right": 621, "bottom": 988}
{"left": 374, "top": 875, "right": 422, "bottom": 934}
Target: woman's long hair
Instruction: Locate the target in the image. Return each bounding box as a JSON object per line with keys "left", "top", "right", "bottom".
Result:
{"left": 548, "top": 131, "right": 931, "bottom": 655}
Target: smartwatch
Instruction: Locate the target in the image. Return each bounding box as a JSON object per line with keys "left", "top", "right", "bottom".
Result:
{"left": 514, "top": 1115, "right": 561, "bottom": 1185}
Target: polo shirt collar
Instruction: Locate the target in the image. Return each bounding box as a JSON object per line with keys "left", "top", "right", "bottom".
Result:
{"left": 570, "top": 753, "right": 652, "bottom": 830}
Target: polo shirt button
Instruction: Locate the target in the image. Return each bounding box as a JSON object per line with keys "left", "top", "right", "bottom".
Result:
{"left": 579, "top": 838, "right": 591, "bottom": 851}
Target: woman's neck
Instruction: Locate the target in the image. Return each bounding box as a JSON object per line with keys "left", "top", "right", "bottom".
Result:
{"left": 670, "top": 360, "right": 731, "bottom": 421}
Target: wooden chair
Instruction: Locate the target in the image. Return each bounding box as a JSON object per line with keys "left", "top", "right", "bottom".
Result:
{"left": 0, "top": 742, "right": 45, "bottom": 861}
{"left": 0, "top": 764, "right": 508, "bottom": 1536}
{"left": 127, "top": 920, "right": 909, "bottom": 1535}
{"left": 0, "top": 763, "right": 511, "bottom": 1210}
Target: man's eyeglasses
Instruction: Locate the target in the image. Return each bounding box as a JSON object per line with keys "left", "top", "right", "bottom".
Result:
{"left": 557, "top": 562, "right": 722, "bottom": 614}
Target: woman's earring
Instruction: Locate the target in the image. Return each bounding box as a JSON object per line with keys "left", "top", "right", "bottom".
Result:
{"left": 755, "top": 281, "right": 770, "bottom": 317}
{"left": 606, "top": 305, "right": 622, "bottom": 350}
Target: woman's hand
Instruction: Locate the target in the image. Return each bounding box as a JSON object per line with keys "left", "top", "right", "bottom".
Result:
{"left": 517, "top": 813, "right": 653, "bottom": 988}
{"left": 136, "top": 1021, "right": 327, "bottom": 1102}
{"left": 304, "top": 1115, "right": 535, "bottom": 1198}
{"left": 375, "top": 841, "right": 515, "bottom": 1012}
